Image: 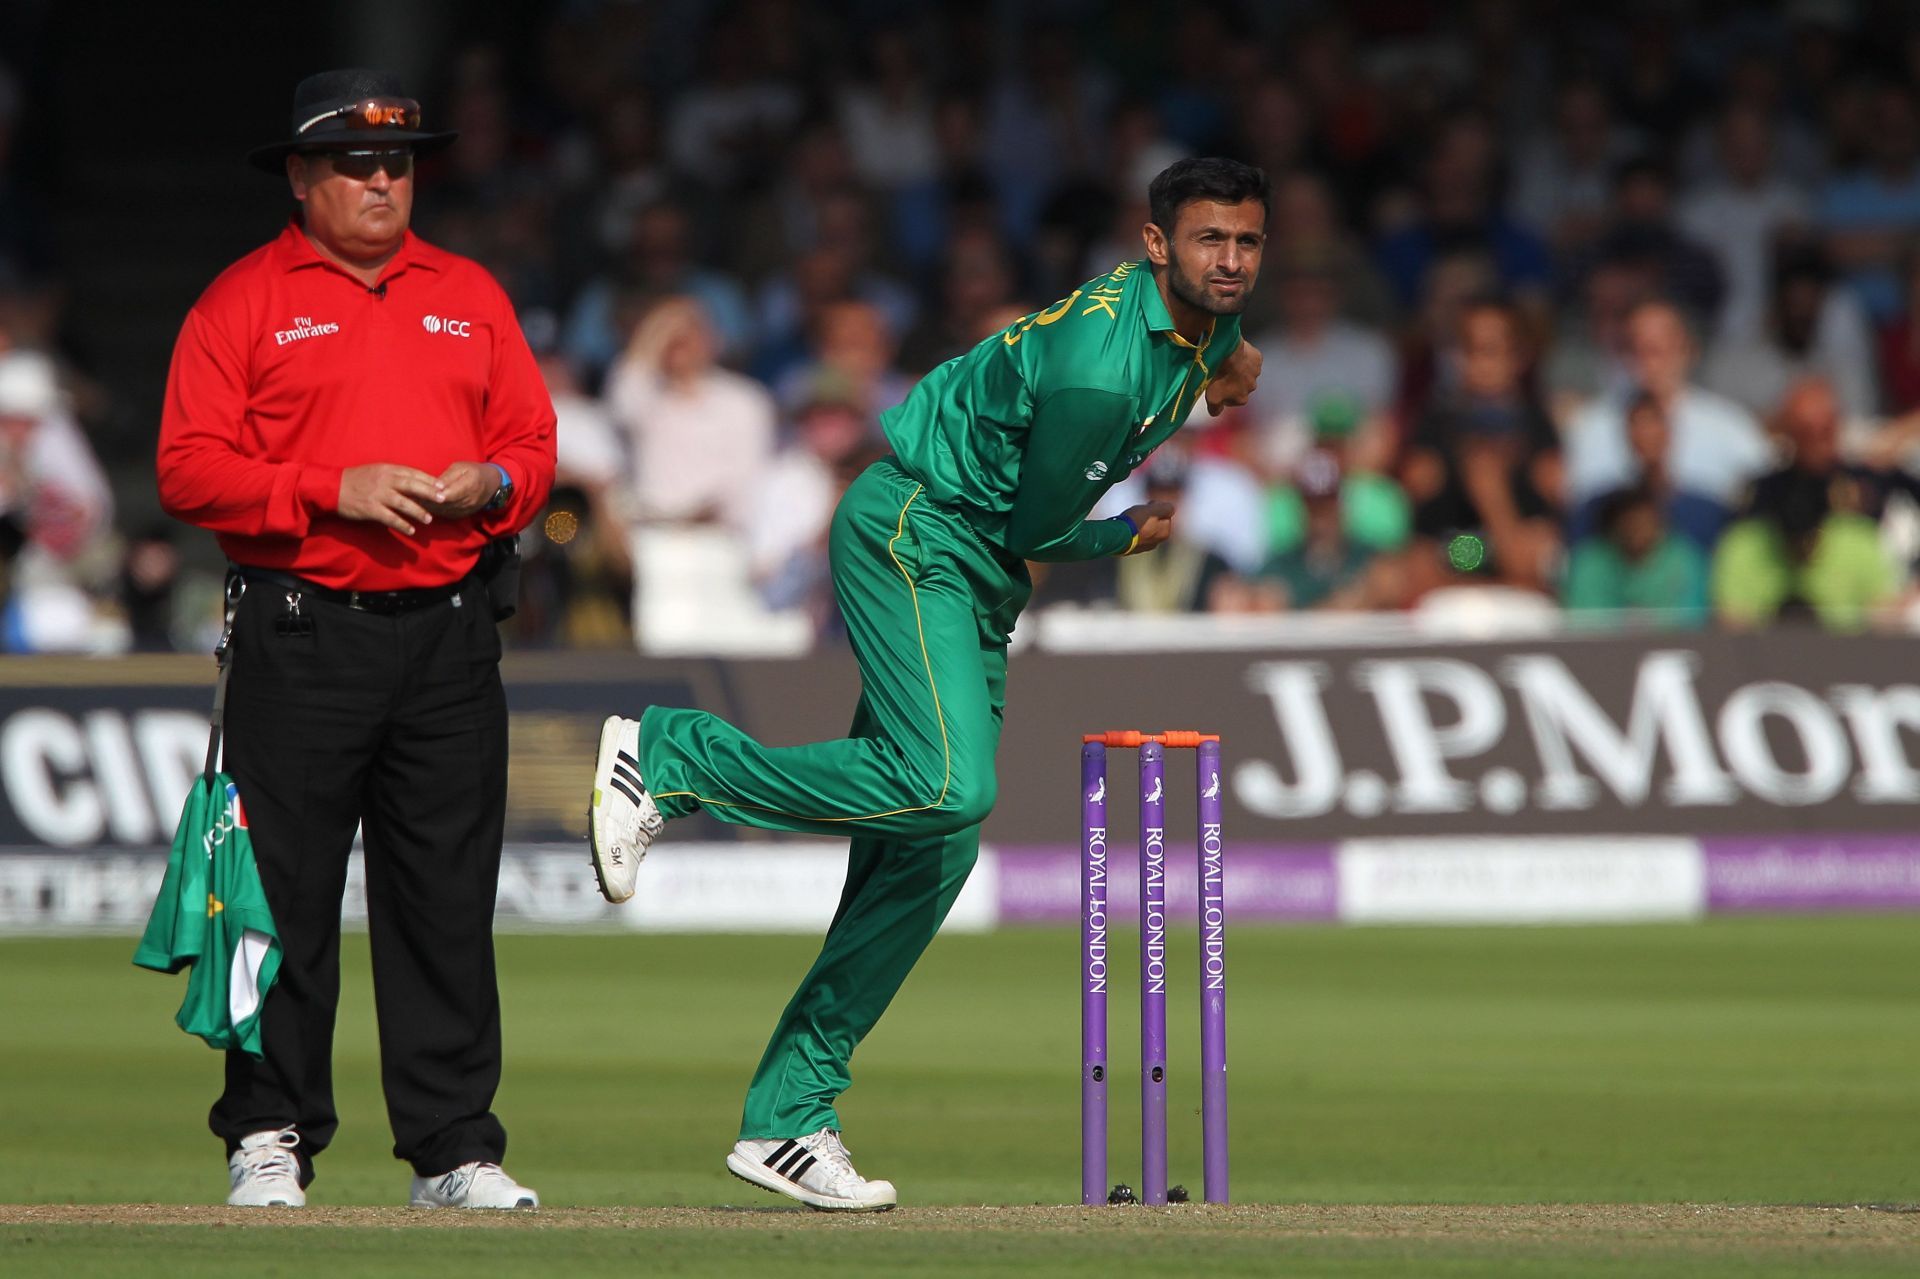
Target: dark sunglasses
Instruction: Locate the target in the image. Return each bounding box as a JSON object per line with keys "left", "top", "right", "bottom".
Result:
{"left": 296, "top": 95, "right": 423, "bottom": 137}
{"left": 317, "top": 149, "right": 414, "bottom": 181}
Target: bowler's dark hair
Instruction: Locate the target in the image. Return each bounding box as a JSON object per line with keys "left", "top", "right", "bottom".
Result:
{"left": 1148, "top": 158, "right": 1270, "bottom": 234}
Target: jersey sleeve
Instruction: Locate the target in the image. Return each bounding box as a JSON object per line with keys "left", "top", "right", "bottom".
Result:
{"left": 477, "top": 282, "right": 558, "bottom": 536}
{"left": 156, "top": 305, "right": 342, "bottom": 537}
{"left": 1003, "top": 386, "right": 1137, "bottom": 562}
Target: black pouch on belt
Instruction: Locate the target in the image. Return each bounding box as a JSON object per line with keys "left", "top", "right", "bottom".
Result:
{"left": 477, "top": 534, "right": 522, "bottom": 621}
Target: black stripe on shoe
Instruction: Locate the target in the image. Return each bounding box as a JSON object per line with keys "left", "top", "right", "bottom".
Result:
{"left": 617, "top": 749, "right": 641, "bottom": 771}
{"left": 787, "top": 1154, "right": 818, "bottom": 1182}
{"left": 609, "top": 775, "right": 643, "bottom": 805}
{"left": 763, "top": 1140, "right": 798, "bottom": 1170}
{"left": 778, "top": 1147, "right": 811, "bottom": 1178}
{"left": 613, "top": 762, "right": 645, "bottom": 793}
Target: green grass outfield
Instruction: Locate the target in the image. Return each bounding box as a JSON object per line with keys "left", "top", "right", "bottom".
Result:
{"left": 2, "top": 917, "right": 1917, "bottom": 1276}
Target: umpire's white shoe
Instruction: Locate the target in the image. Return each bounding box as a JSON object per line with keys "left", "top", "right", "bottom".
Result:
{"left": 727, "top": 1129, "right": 898, "bottom": 1212}
{"left": 409, "top": 1161, "right": 539, "bottom": 1210}
{"left": 588, "top": 715, "right": 663, "bottom": 904}
{"left": 227, "top": 1127, "right": 305, "bottom": 1207}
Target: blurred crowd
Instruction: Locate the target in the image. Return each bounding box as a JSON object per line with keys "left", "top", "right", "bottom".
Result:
{"left": 13, "top": 1, "right": 1920, "bottom": 651}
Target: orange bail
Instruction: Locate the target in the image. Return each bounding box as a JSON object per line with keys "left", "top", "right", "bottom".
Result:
{"left": 1080, "top": 730, "right": 1221, "bottom": 749}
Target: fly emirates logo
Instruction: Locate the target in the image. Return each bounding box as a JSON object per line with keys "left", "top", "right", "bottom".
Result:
{"left": 274, "top": 315, "right": 340, "bottom": 346}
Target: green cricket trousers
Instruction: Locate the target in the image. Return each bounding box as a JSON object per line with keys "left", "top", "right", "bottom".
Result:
{"left": 638, "top": 456, "right": 1031, "bottom": 1139}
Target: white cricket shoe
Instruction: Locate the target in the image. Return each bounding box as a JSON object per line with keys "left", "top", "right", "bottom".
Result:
{"left": 588, "top": 715, "right": 663, "bottom": 904}
{"left": 727, "top": 1128, "right": 898, "bottom": 1212}
{"left": 227, "top": 1127, "right": 304, "bottom": 1207}
{"left": 409, "top": 1161, "right": 540, "bottom": 1210}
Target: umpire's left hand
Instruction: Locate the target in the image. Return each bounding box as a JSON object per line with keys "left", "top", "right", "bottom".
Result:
{"left": 427, "top": 461, "right": 500, "bottom": 518}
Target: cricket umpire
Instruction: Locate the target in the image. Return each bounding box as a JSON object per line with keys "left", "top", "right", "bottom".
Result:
{"left": 156, "top": 69, "right": 555, "bottom": 1209}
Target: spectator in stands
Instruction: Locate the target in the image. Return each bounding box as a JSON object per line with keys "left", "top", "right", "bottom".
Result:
{"left": 1677, "top": 50, "right": 1824, "bottom": 192}
{"left": 564, "top": 201, "right": 753, "bottom": 380}
{"left": 532, "top": 347, "right": 632, "bottom": 634}
{"left": 734, "top": 120, "right": 861, "bottom": 283}
{"left": 1678, "top": 101, "right": 1816, "bottom": 343}
{"left": 1712, "top": 468, "right": 1895, "bottom": 631}
{"left": 756, "top": 187, "right": 917, "bottom": 383}
{"left": 1819, "top": 81, "right": 1920, "bottom": 321}
{"left": 1243, "top": 449, "right": 1387, "bottom": 612}
{"left": 1564, "top": 298, "right": 1772, "bottom": 514}
{"left": 1256, "top": 168, "right": 1395, "bottom": 331}
{"left": 984, "top": 25, "right": 1112, "bottom": 242}
{"left": 1702, "top": 242, "right": 1877, "bottom": 423}
{"left": 1562, "top": 484, "right": 1709, "bottom": 628}
{"left": 1288, "top": 14, "right": 1388, "bottom": 185}
{"left": 888, "top": 91, "right": 1001, "bottom": 275}
{"left": 1570, "top": 390, "right": 1733, "bottom": 554}
{"left": 837, "top": 27, "right": 939, "bottom": 194}
{"left": 665, "top": 12, "right": 804, "bottom": 193}
{"left": 1875, "top": 247, "right": 1920, "bottom": 414}
{"left": 1513, "top": 76, "right": 1638, "bottom": 258}
{"left": 0, "top": 349, "right": 115, "bottom": 652}
{"left": 1400, "top": 298, "right": 1562, "bottom": 592}
{"left": 584, "top": 90, "right": 668, "bottom": 261}
{"left": 1114, "top": 449, "right": 1238, "bottom": 615}
{"left": 1375, "top": 109, "right": 1552, "bottom": 314}
{"left": 1392, "top": 246, "right": 1500, "bottom": 426}
{"left": 1247, "top": 247, "right": 1397, "bottom": 479}
{"left": 1757, "top": 375, "right": 1920, "bottom": 531}
{"left": 1231, "top": 75, "right": 1316, "bottom": 193}
{"left": 773, "top": 299, "right": 911, "bottom": 419}
{"left": 898, "top": 227, "right": 1021, "bottom": 375}
{"left": 604, "top": 297, "right": 775, "bottom": 531}
{"left": 1711, "top": 376, "right": 1911, "bottom": 631}
{"left": 746, "top": 377, "right": 883, "bottom": 624}
{"left": 1543, "top": 255, "right": 1648, "bottom": 417}
{"left": 120, "top": 524, "right": 184, "bottom": 652}
{"left": 1262, "top": 396, "right": 1410, "bottom": 569}
{"left": 1579, "top": 158, "right": 1725, "bottom": 329}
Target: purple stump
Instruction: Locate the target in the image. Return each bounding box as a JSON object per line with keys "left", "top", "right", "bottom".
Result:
{"left": 1196, "top": 738, "right": 1229, "bottom": 1204}
{"left": 1080, "top": 740, "right": 1109, "bottom": 1207}
{"left": 1138, "top": 739, "right": 1169, "bottom": 1205}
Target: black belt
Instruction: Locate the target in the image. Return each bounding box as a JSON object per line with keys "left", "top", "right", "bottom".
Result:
{"left": 233, "top": 566, "right": 472, "bottom": 615}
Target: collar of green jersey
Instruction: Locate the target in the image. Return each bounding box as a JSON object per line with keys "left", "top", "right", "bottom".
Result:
{"left": 1139, "top": 263, "right": 1217, "bottom": 352}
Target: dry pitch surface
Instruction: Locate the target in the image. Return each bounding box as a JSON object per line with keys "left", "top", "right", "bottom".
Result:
{"left": 6, "top": 1201, "right": 1917, "bottom": 1242}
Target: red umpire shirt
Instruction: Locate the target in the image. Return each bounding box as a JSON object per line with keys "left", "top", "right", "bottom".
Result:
{"left": 158, "top": 221, "right": 555, "bottom": 589}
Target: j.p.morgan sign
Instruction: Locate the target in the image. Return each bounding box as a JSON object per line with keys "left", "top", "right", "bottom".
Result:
{"left": 4, "top": 632, "right": 1918, "bottom": 849}
{"left": 998, "top": 632, "right": 1920, "bottom": 840}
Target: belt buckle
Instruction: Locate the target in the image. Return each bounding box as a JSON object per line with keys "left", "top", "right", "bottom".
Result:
{"left": 348, "top": 590, "right": 366, "bottom": 611}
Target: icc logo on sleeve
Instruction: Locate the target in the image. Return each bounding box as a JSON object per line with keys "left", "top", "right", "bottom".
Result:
{"left": 422, "top": 314, "right": 472, "bottom": 338}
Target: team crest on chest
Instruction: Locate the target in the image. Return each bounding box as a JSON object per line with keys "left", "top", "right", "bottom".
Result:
{"left": 1084, "top": 461, "right": 1109, "bottom": 481}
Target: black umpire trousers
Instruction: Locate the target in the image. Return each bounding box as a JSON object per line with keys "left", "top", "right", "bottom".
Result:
{"left": 208, "top": 573, "right": 510, "bottom": 1182}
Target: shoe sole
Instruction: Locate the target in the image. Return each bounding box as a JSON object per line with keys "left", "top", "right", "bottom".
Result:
{"left": 587, "top": 717, "right": 637, "bottom": 904}
{"left": 725, "top": 1152, "right": 897, "bottom": 1213}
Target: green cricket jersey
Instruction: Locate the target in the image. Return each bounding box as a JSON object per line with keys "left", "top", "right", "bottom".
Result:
{"left": 882, "top": 259, "right": 1242, "bottom": 561}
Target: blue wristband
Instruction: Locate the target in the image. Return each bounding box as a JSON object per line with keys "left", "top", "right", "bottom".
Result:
{"left": 1112, "top": 511, "right": 1141, "bottom": 555}
{"left": 484, "top": 463, "right": 512, "bottom": 510}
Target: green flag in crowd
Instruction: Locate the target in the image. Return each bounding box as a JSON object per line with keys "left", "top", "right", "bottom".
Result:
{"left": 134, "top": 775, "right": 281, "bottom": 1057}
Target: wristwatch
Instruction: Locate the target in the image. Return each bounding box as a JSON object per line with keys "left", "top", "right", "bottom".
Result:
{"left": 483, "top": 463, "right": 513, "bottom": 512}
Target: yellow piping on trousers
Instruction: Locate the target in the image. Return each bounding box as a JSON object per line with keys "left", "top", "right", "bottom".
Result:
{"left": 650, "top": 484, "right": 953, "bottom": 824}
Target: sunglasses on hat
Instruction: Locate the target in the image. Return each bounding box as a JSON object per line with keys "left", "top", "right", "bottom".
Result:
{"left": 296, "top": 95, "right": 423, "bottom": 137}
{"left": 314, "top": 149, "right": 415, "bottom": 180}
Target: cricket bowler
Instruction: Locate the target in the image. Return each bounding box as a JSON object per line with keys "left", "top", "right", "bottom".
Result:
{"left": 589, "top": 157, "right": 1267, "bottom": 1210}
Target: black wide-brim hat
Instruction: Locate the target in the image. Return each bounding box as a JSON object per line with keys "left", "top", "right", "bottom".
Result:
{"left": 247, "top": 68, "right": 457, "bottom": 173}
